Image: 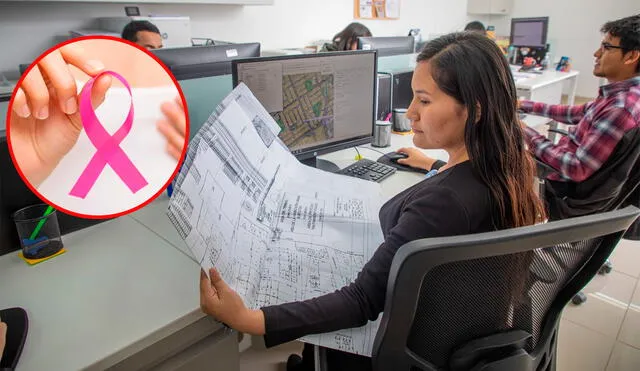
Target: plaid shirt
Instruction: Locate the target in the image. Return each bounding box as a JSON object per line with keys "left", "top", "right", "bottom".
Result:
{"left": 522, "top": 76, "right": 640, "bottom": 182}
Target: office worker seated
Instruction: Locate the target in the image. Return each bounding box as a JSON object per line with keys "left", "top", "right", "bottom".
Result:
{"left": 121, "top": 20, "right": 163, "bottom": 50}
{"left": 403, "top": 15, "right": 640, "bottom": 188}
{"left": 198, "top": 32, "right": 545, "bottom": 371}
{"left": 464, "top": 20, "right": 486, "bottom": 35}
{"left": 320, "top": 22, "right": 372, "bottom": 52}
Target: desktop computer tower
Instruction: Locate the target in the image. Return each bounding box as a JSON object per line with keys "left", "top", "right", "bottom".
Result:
{"left": 376, "top": 73, "right": 392, "bottom": 121}
{"left": 0, "top": 137, "right": 108, "bottom": 256}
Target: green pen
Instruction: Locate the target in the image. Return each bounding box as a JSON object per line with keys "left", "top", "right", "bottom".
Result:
{"left": 29, "top": 205, "right": 54, "bottom": 241}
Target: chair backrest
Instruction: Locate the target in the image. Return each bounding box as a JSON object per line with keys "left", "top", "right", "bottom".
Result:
{"left": 543, "top": 127, "right": 640, "bottom": 220}
{"left": 371, "top": 206, "right": 640, "bottom": 371}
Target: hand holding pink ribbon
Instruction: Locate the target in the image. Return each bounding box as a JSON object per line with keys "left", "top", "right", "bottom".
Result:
{"left": 69, "top": 71, "right": 148, "bottom": 199}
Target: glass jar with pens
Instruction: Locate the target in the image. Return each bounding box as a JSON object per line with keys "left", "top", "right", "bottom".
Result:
{"left": 12, "top": 204, "right": 63, "bottom": 260}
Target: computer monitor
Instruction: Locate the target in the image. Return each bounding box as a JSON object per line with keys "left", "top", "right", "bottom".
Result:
{"left": 357, "top": 36, "right": 415, "bottom": 57}
{"left": 232, "top": 51, "right": 377, "bottom": 171}
{"left": 510, "top": 17, "right": 549, "bottom": 48}
{"left": 151, "top": 42, "right": 261, "bottom": 80}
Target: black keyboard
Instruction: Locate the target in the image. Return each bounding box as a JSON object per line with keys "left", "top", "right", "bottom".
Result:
{"left": 337, "top": 159, "right": 396, "bottom": 183}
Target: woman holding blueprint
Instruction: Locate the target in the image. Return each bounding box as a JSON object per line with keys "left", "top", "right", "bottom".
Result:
{"left": 199, "top": 32, "right": 545, "bottom": 370}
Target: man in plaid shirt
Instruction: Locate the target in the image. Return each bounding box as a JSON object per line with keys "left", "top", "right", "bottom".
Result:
{"left": 522, "top": 15, "right": 640, "bottom": 182}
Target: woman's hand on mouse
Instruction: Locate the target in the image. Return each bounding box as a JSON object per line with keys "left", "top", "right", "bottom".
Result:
{"left": 396, "top": 147, "right": 436, "bottom": 170}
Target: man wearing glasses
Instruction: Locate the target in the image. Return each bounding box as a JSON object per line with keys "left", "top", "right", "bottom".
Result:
{"left": 520, "top": 14, "right": 639, "bottom": 184}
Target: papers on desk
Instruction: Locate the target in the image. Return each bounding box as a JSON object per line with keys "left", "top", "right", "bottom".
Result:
{"left": 167, "top": 83, "right": 385, "bottom": 356}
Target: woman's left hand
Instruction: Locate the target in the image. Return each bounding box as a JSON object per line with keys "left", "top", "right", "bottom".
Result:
{"left": 200, "top": 268, "right": 266, "bottom": 335}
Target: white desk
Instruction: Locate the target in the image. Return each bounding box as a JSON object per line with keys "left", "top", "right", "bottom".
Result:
{"left": 513, "top": 67, "right": 580, "bottom": 106}
{"left": 320, "top": 132, "right": 448, "bottom": 198}
{"left": 513, "top": 67, "right": 580, "bottom": 140}
{"left": 0, "top": 209, "right": 240, "bottom": 371}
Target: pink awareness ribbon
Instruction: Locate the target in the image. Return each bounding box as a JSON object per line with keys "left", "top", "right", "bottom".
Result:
{"left": 69, "top": 71, "right": 148, "bottom": 199}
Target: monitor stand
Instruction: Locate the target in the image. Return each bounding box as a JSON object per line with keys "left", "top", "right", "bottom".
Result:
{"left": 300, "top": 157, "right": 341, "bottom": 173}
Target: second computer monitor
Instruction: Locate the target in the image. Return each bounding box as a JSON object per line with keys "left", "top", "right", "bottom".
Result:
{"left": 232, "top": 51, "right": 377, "bottom": 164}
{"left": 357, "top": 36, "right": 415, "bottom": 57}
{"left": 510, "top": 17, "right": 549, "bottom": 48}
{"left": 152, "top": 42, "right": 261, "bottom": 80}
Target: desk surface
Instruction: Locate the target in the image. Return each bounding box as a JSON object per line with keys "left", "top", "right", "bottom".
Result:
{"left": 512, "top": 67, "right": 580, "bottom": 90}
{"left": 0, "top": 214, "right": 205, "bottom": 371}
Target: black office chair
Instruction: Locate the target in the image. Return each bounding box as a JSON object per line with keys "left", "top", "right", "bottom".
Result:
{"left": 365, "top": 206, "right": 639, "bottom": 371}
{"left": 0, "top": 307, "right": 28, "bottom": 371}
{"left": 534, "top": 126, "right": 640, "bottom": 304}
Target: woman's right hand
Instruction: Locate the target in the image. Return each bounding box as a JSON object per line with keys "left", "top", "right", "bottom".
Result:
{"left": 10, "top": 44, "right": 111, "bottom": 187}
{"left": 396, "top": 147, "right": 435, "bottom": 170}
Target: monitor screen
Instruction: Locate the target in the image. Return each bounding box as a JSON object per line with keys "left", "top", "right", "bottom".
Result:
{"left": 510, "top": 17, "right": 549, "bottom": 48}
{"left": 357, "top": 36, "right": 415, "bottom": 57}
{"left": 232, "top": 51, "right": 377, "bottom": 161}
{"left": 152, "top": 42, "right": 261, "bottom": 80}
{"left": 178, "top": 74, "right": 233, "bottom": 139}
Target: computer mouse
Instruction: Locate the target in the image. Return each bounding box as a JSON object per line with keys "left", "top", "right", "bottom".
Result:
{"left": 387, "top": 152, "right": 409, "bottom": 163}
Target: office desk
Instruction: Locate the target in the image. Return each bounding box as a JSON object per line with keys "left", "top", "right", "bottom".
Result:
{"left": 320, "top": 132, "right": 448, "bottom": 198}
{"left": 513, "top": 67, "right": 580, "bottom": 106}
{"left": 0, "top": 212, "right": 239, "bottom": 371}
{"left": 513, "top": 67, "right": 580, "bottom": 141}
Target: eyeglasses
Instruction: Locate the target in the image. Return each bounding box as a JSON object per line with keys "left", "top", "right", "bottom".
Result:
{"left": 600, "top": 42, "right": 625, "bottom": 52}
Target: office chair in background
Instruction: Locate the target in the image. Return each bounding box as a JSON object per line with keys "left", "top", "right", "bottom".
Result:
{"left": 357, "top": 206, "right": 638, "bottom": 371}
{"left": 535, "top": 126, "right": 640, "bottom": 304}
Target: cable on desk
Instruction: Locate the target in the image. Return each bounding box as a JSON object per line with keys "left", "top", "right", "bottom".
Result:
{"left": 356, "top": 146, "right": 390, "bottom": 159}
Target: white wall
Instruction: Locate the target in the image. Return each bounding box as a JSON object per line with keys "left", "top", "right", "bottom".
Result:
{"left": 0, "top": 0, "right": 470, "bottom": 78}
{"left": 473, "top": 0, "right": 640, "bottom": 98}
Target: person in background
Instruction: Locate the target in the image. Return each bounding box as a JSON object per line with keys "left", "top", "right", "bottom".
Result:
{"left": 401, "top": 15, "right": 639, "bottom": 218}
{"left": 320, "top": 22, "right": 372, "bottom": 52}
{"left": 121, "top": 20, "right": 163, "bottom": 50}
{"left": 464, "top": 21, "right": 486, "bottom": 35}
{"left": 518, "top": 14, "right": 639, "bottom": 184}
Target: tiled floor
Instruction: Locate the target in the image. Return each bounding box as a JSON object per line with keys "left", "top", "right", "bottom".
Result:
{"left": 238, "top": 238, "right": 640, "bottom": 371}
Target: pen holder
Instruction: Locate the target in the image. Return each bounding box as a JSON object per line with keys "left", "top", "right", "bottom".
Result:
{"left": 13, "top": 204, "right": 64, "bottom": 260}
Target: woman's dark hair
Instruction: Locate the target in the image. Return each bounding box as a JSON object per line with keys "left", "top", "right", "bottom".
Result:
{"left": 601, "top": 14, "right": 640, "bottom": 72}
{"left": 332, "top": 22, "right": 372, "bottom": 51}
{"left": 417, "top": 32, "right": 544, "bottom": 228}
{"left": 464, "top": 21, "right": 486, "bottom": 34}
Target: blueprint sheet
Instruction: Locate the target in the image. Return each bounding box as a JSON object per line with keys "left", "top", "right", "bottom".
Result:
{"left": 167, "top": 84, "right": 385, "bottom": 356}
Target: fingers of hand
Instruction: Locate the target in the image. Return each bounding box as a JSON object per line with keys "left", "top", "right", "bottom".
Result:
{"left": 12, "top": 88, "right": 31, "bottom": 118}
{"left": 209, "top": 268, "right": 226, "bottom": 291}
{"left": 160, "top": 100, "right": 187, "bottom": 137}
{"left": 39, "top": 50, "right": 79, "bottom": 115}
{"left": 90, "top": 74, "right": 112, "bottom": 107}
{"left": 20, "top": 65, "right": 50, "bottom": 120}
{"left": 59, "top": 44, "right": 105, "bottom": 77}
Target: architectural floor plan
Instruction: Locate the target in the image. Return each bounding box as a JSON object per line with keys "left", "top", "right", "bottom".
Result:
{"left": 168, "top": 84, "right": 385, "bottom": 356}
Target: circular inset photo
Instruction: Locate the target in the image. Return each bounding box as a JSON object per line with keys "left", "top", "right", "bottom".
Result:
{"left": 7, "top": 36, "right": 188, "bottom": 218}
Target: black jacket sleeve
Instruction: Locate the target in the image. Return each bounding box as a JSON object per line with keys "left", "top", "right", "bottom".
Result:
{"left": 261, "top": 185, "right": 471, "bottom": 347}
